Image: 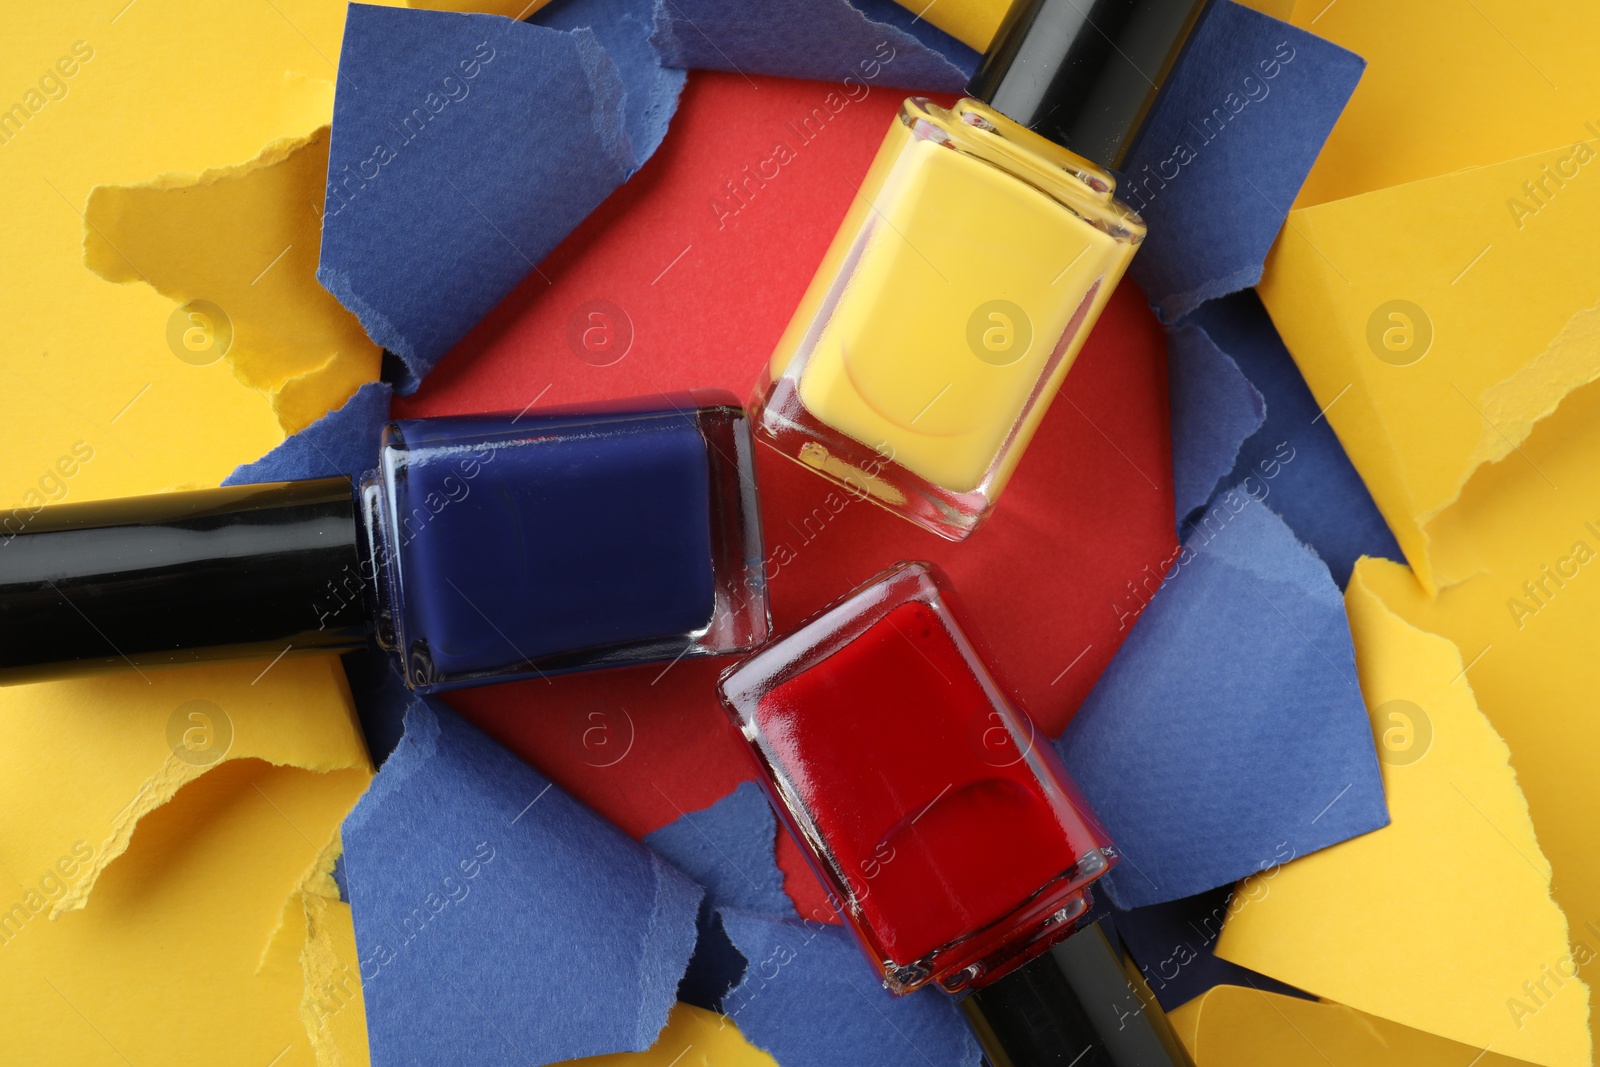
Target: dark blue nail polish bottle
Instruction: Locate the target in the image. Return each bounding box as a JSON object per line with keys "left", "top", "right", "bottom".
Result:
{"left": 361, "top": 392, "right": 768, "bottom": 690}
{"left": 0, "top": 391, "right": 769, "bottom": 692}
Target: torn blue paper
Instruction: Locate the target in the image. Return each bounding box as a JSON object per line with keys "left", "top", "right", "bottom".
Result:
{"left": 1057, "top": 494, "right": 1387, "bottom": 910}
{"left": 319, "top": 3, "right": 681, "bottom": 393}
{"left": 672, "top": 908, "right": 749, "bottom": 1013}
{"left": 1121, "top": 0, "right": 1365, "bottom": 322}
{"left": 536, "top": 0, "right": 687, "bottom": 164}
{"left": 342, "top": 695, "right": 703, "bottom": 1066}
{"left": 644, "top": 780, "right": 795, "bottom": 1009}
{"left": 1107, "top": 887, "right": 1309, "bottom": 1011}
{"left": 223, "top": 381, "right": 391, "bottom": 485}
{"left": 650, "top": 0, "right": 976, "bottom": 92}
{"left": 643, "top": 780, "right": 792, "bottom": 917}
{"left": 646, "top": 782, "right": 981, "bottom": 1067}
{"left": 719, "top": 909, "right": 984, "bottom": 1067}
{"left": 1167, "top": 324, "right": 1264, "bottom": 530}
{"left": 1189, "top": 291, "right": 1403, "bottom": 586}
{"left": 340, "top": 646, "right": 414, "bottom": 770}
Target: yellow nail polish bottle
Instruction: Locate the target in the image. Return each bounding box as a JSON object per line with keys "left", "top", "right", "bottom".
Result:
{"left": 752, "top": 0, "right": 1210, "bottom": 539}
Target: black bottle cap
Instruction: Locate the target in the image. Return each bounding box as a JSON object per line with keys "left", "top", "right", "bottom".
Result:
{"left": 0, "top": 479, "right": 371, "bottom": 685}
{"left": 967, "top": 0, "right": 1211, "bottom": 169}
{"left": 962, "top": 916, "right": 1196, "bottom": 1067}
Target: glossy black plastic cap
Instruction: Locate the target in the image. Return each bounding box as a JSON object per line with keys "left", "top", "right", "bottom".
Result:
{"left": 0, "top": 479, "right": 370, "bottom": 685}
{"left": 968, "top": 0, "right": 1211, "bottom": 169}
{"left": 963, "top": 917, "right": 1196, "bottom": 1067}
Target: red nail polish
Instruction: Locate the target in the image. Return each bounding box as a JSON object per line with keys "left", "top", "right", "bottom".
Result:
{"left": 722, "top": 560, "right": 1110, "bottom": 992}
{"left": 720, "top": 561, "right": 1195, "bottom": 1067}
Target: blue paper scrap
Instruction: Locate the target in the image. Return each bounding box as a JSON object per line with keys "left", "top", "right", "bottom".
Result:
{"left": 672, "top": 906, "right": 749, "bottom": 1013}
{"left": 342, "top": 696, "right": 703, "bottom": 1067}
{"left": 645, "top": 781, "right": 792, "bottom": 1009}
{"left": 1167, "top": 324, "right": 1265, "bottom": 530}
{"left": 647, "top": 782, "right": 980, "bottom": 1067}
{"left": 537, "top": 0, "right": 687, "bottom": 165}
{"left": 1188, "top": 291, "right": 1403, "bottom": 586}
{"left": 650, "top": 0, "right": 976, "bottom": 92}
{"left": 320, "top": 3, "right": 682, "bottom": 393}
{"left": 340, "top": 646, "right": 415, "bottom": 770}
{"left": 719, "top": 910, "right": 984, "bottom": 1067}
{"left": 643, "top": 780, "right": 793, "bottom": 917}
{"left": 1122, "top": 0, "right": 1365, "bottom": 322}
{"left": 1057, "top": 494, "right": 1387, "bottom": 910}
{"left": 223, "top": 381, "right": 392, "bottom": 485}
{"left": 1108, "top": 887, "right": 1310, "bottom": 1011}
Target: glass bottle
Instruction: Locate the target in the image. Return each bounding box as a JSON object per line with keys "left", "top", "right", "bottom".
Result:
{"left": 752, "top": 0, "right": 1209, "bottom": 539}
{"left": 0, "top": 392, "right": 769, "bottom": 692}
{"left": 719, "top": 561, "right": 1195, "bottom": 1066}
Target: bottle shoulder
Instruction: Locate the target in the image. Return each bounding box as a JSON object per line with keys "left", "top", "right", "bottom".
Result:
{"left": 897, "top": 97, "right": 1146, "bottom": 244}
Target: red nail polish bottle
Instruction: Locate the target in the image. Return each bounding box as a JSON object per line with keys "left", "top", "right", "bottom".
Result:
{"left": 720, "top": 561, "right": 1194, "bottom": 1066}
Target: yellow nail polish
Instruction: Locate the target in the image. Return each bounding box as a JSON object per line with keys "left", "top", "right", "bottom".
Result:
{"left": 752, "top": 0, "right": 1208, "bottom": 540}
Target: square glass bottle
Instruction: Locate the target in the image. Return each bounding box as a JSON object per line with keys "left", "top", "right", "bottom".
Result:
{"left": 0, "top": 393, "right": 769, "bottom": 694}
{"left": 361, "top": 391, "right": 768, "bottom": 692}
{"left": 751, "top": 0, "right": 1208, "bottom": 539}
{"left": 719, "top": 560, "right": 1114, "bottom": 994}
{"left": 753, "top": 99, "right": 1144, "bottom": 539}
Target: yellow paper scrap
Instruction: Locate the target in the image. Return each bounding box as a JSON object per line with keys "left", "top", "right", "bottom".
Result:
{"left": 1355, "top": 376, "right": 1600, "bottom": 1067}
{"left": 1250, "top": 5, "right": 1600, "bottom": 1060}
{"left": 248, "top": 793, "right": 368, "bottom": 1067}
{"left": 1259, "top": 142, "right": 1600, "bottom": 591}
{"left": 0, "top": 655, "right": 369, "bottom": 918}
{"left": 300, "top": 878, "right": 370, "bottom": 1067}
{"left": 1171, "top": 985, "right": 1542, "bottom": 1067}
{"left": 83, "top": 126, "right": 381, "bottom": 434}
{"left": 1278, "top": 0, "right": 1600, "bottom": 208}
{"left": 0, "top": 756, "right": 370, "bottom": 1067}
{"left": 563, "top": 1003, "right": 780, "bottom": 1067}
{"left": 1255, "top": 2, "right": 1600, "bottom": 592}
{"left": 0, "top": 3, "right": 377, "bottom": 503}
{"left": 1213, "top": 560, "right": 1590, "bottom": 1067}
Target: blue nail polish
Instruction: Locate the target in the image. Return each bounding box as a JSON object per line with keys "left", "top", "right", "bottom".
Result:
{"left": 364, "top": 393, "right": 768, "bottom": 690}
{"left": 0, "top": 392, "right": 769, "bottom": 691}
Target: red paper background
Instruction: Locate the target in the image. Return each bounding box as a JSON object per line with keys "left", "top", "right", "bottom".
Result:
{"left": 394, "top": 72, "right": 1176, "bottom": 917}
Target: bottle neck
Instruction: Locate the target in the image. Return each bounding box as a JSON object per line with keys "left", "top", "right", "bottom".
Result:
{"left": 355, "top": 469, "right": 399, "bottom": 653}
{"left": 960, "top": 916, "right": 1195, "bottom": 1067}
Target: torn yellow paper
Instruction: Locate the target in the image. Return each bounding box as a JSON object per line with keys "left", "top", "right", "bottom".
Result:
{"left": 1258, "top": 140, "right": 1600, "bottom": 591}
{"left": 1213, "top": 560, "right": 1590, "bottom": 1067}
{"left": 261, "top": 811, "right": 344, "bottom": 974}
{"left": 0, "top": 654, "right": 369, "bottom": 918}
{"left": 84, "top": 126, "right": 380, "bottom": 434}
{"left": 1171, "top": 985, "right": 1540, "bottom": 1067}
{"left": 1277, "top": 0, "right": 1600, "bottom": 209}
{"left": 301, "top": 887, "right": 370, "bottom": 1067}
{"left": 888, "top": 0, "right": 1009, "bottom": 52}
{"left": 563, "top": 1003, "right": 780, "bottom": 1067}
{"left": 253, "top": 819, "right": 368, "bottom": 1067}
{"left": 0, "top": 3, "right": 379, "bottom": 504}
{"left": 1252, "top": 8, "right": 1600, "bottom": 1056}
{"left": 1355, "top": 375, "right": 1600, "bottom": 1067}
{"left": 0, "top": 756, "right": 370, "bottom": 1067}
